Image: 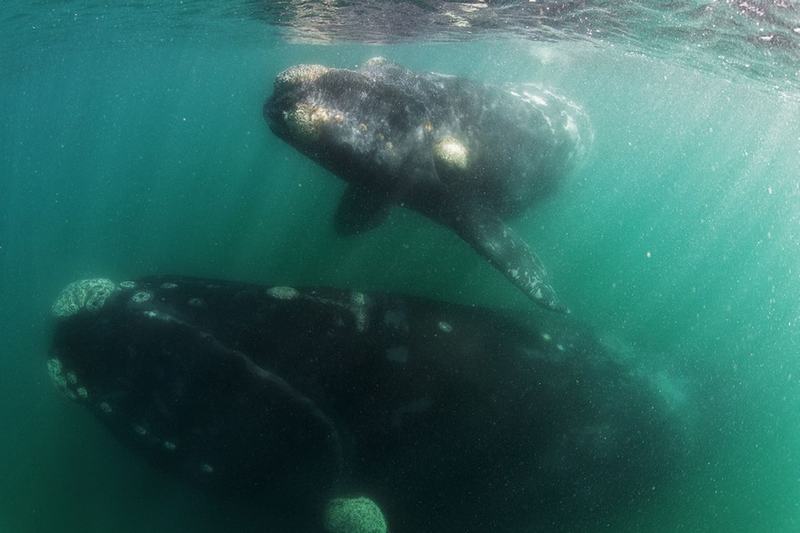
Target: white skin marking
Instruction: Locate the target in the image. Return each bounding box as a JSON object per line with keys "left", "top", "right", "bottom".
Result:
{"left": 131, "top": 291, "right": 152, "bottom": 304}
{"left": 267, "top": 286, "right": 299, "bottom": 300}
{"left": 351, "top": 292, "right": 368, "bottom": 332}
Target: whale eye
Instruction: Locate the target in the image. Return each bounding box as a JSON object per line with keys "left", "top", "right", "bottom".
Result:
{"left": 434, "top": 136, "right": 469, "bottom": 171}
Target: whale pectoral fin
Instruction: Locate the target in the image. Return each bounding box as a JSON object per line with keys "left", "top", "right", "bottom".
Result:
{"left": 334, "top": 184, "right": 392, "bottom": 235}
{"left": 449, "top": 208, "right": 567, "bottom": 313}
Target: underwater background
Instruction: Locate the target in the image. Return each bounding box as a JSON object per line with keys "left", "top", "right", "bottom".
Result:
{"left": 2, "top": 1, "right": 800, "bottom": 531}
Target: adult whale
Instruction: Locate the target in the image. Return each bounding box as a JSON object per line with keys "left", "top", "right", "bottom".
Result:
{"left": 264, "top": 58, "right": 592, "bottom": 312}
{"left": 48, "top": 276, "right": 686, "bottom": 532}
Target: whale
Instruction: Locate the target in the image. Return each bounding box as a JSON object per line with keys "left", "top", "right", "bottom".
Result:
{"left": 47, "top": 276, "right": 686, "bottom": 532}
{"left": 264, "top": 58, "right": 592, "bottom": 312}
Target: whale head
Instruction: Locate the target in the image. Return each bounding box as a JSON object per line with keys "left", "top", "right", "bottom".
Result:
{"left": 47, "top": 277, "right": 342, "bottom": 501}
{"left": 264, "top": 62, "right": 431, "bottom": 189}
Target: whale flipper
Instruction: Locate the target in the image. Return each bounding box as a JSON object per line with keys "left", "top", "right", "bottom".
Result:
{"left": 448, "top": 206, "right": 566, "bottom": 312}
{"left": 334, "top": 184, "right": 392, "bottom": 235}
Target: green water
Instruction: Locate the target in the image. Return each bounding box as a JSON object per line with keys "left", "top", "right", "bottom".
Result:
{"left": 3, "top": 3, "right": 800, "bottom": 532}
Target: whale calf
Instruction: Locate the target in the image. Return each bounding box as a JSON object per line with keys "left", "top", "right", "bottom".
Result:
{"left": 48, "top": 276, "right": 685, "bottom": 532}
{"left": 264, "top": 58, "right": 592, "bottom": 312}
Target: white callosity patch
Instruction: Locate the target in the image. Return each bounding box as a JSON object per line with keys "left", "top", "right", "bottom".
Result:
{"left": 267, "top": 286, "right": 300, "bottom": 300}
{"left": 434, "top": 136, "right": 469, "bottom": 171}
{"left": 541, "top": 332, "right": 552, "bottom": 342}
{"left": 437, "top": 320, "right": 453, "bottom": 334}
{"left": 200, "top": 463, "right": 214, "bottom": 474}
{"left": 133, "top": 424, "right": 148, "bottom": 437}
{"left": 131, "top": 291, "right": 153, "bottom": 304}
{"left": 47, "top": 358, "right": 67, "bottom": 390}
{"left": 52, "top": 278, "right": 117, "bottom": 318}
{"left": 160, "top": 282, "right": 178, "bottom": 289}
{"left": 285, "top": 102, "right": 343, "bottom": 141}
{"left": 47, "top": 358, "right": 87, "bottom": 401}
{"left": 99, "top": 402, "right": 113, "bottom": 414}
{"left": 163, "top": 441, "right": 177, "bottom": 452}
{"left": 351, "top": 292, "right": 369, "bottom": 332}
{"left": 188, "top": 297, "right": 204, "bottom": 307}
{"left": 119, "top": 281, "right": 136, "bottom": 289}
{"left": 276, "top": 64, "right": 329, "bottom": 86}
{"left": 143, "top": 309, "right": 177, "bottom": 323}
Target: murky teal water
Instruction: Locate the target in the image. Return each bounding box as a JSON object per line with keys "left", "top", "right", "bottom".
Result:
{"left": 2, "top": 3, "right": 800, "bottom": 532}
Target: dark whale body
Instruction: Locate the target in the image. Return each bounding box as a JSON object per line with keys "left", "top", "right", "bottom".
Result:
{"left": 49, "top": 276, "right": 685, "bottom": 532}
{"left": 264, "top": 59, "right": 592, "bottom": 312}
